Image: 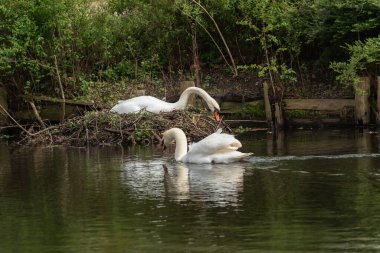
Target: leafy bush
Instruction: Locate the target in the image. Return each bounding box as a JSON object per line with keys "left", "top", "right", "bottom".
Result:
{"left": 0, "top": 0, "right": 378, "bottom": 99}
{"left": 330, "top": 36, "right": 380, "bottom": 87}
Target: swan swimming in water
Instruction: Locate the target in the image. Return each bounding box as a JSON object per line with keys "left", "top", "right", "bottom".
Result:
{"left": 162, "top": 128, "right": 252, "bottom": 164}
{"left": 110, "top": 87, "right": 220, "bottom": 120}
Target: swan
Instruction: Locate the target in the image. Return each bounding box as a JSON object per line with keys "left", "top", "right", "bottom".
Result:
{"left": 162, "top": 128, "right": 252, "bottom": 164}
{"left": 110, "top": 87, "right": 221, "bottom": 120}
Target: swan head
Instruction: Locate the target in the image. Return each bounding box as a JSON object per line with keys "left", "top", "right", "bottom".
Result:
{"left": 161, "top": 128, "right": 177, "bottom": 150}
{"left": 206, "top": 98, "right": 220, "bottom": 121}
{"left": 161, "top": 128, "right": 188, "bottom": 161}
{"left": 161, "top": 128, "right": 187, "bottom": 150}
{"left": 206, "top": 97, "right": 220, "bottom": 113}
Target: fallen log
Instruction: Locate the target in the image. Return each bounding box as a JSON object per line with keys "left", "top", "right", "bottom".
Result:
{"left": 19, "top": 94, "right": 96, "bottom": 107}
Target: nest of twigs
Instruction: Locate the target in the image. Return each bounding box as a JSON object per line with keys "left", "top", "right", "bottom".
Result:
{"left": 18, "top": 110, "right": 231, "bottom": 146}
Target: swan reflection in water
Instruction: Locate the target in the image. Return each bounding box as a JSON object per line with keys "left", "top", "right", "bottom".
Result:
{"left": 120, "top": 160, "right": 248, "bottom": 207}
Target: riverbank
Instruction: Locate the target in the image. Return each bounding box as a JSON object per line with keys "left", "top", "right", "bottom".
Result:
{"left": 1, "top": 73, "right": 380, "bottom": 147}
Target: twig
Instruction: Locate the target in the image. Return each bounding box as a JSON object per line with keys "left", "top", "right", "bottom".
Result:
{"left": 183, "top": 13, "right": 234, "bottom": 74}
{"left": 85, "top": 125, "right": 89, "bottom": 146}
{"left": 220, "top": 118, "right": 233, "bottom": 133}
{"left": 191, "top": 0, "right": 238, "bottom": 76}
{"left": 28, "top": 101, "right": 47, "bottom": 128}
{"left": 104, "top": 128, "right": 133, "bottom": 135}
{"left": 54, "top": 55, "right": 66, "bottom": 121}
{"left": 151, "top": 130, "right": 162, "bottom": 144}
{"left": 119, "top": 118, "right": 124, "bottom": 143}
{"left": 0, "top": 103, "right": 34, "bottom": 136}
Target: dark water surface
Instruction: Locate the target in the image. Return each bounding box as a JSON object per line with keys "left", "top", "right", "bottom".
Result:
{"left": 1, "top": 130, "right": 380, "bottom": 252}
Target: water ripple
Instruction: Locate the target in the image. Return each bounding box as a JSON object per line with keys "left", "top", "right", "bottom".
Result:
{"left": 249, "top": 153, "right": 380, "bottom": 163}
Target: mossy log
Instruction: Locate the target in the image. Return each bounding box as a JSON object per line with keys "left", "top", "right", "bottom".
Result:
{"left": 19, "top": 94, "right": 95, "bottom": 106}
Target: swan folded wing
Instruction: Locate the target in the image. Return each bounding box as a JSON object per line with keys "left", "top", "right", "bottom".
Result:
{"left": 111, "top": 96, "right": 174, "bottom": 114}
{"left": 110, "top": 102, "right": 142, "bottom": 114}
{"left": 133, "top": 96, "right": 174, "bottom": 113}
{"left": 184, "top": 150, "right": 252, "bottom": 164}
{"left": 209, "top": 151, "right": 253, "bottom": 163}
{"left": 187, "top": 132, "right": 242, "bottom": 156}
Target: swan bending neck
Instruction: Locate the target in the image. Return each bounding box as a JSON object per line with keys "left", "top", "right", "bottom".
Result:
{"left": 174, "top": 87, "right": 213, "bottom": 110}
{"left": 167, "top": 128, "right": 188, "bottom": 161}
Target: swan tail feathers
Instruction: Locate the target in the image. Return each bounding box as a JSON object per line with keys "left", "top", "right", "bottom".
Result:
{"left": 229, "top": 141, "right": 242, "bottom": 149}
{"left": 209, "top": 151, "right": 253, "bottom": 163}
{"left": 228, "top": 152, "right": 253, "bottom": 162}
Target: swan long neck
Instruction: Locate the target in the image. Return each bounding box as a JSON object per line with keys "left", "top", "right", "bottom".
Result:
{"left": 167, "top": 128, "right": 188, "bottom": 161}
{"left": 174, "top": 87, "right": 214, "bottom": 110}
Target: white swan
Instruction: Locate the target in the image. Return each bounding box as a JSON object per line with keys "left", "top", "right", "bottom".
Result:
{"left": 162, "top": 128, "right": 252, "bottom": 164}
{"left": 110, "top": 87, "right": 220, "bottom": 119}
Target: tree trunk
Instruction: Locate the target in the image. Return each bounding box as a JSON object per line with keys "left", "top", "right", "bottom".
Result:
{"left": 192, "top": 27, "right": 201, "bottom": 87}
{"left": 0, "top": 85, "right": 8, "bottom": 125}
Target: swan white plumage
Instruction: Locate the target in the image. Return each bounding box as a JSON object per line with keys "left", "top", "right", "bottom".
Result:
{"left": 162, "top": 128, "right": 252, "bottom": 164}
{"left": 110, "top": 87, "right": 220, "bottom": 116}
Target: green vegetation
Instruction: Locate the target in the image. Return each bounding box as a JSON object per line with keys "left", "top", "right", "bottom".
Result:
{"left": 331, "top": 36, "right": 380, "bottom": 88}
{"left": 286, "top": 109, "right": 330, "bottom": 118}
{"left": 225, "top": 102, "right": 266, "bottom": 120}
{"left": 0, "top": 0, "right": 379, "bottom": 100}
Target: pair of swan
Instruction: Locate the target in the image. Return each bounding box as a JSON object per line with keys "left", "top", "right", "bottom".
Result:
{"left": 110, "top": 86, "right": 251, "bottom": 163}
{"left": 162, "top": 128, "right": 252, "bottom": 164}
{"left": 111, "top": 87, "right": 220, "bottom": 121}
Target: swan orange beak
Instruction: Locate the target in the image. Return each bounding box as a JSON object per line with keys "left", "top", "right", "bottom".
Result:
{"left": 214, "top": 111, "right": 220, "bottom": 122}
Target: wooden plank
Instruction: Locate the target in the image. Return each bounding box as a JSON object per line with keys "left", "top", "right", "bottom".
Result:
{"left": 19, "top": 95, "right": 95, "bottom": 106}
{"left": 355, "top": 77, "right": 370, "bottom": 125}
{"left": 274, "top": 102, "right": 284, "bottom": 129}
{"left": 284, "top": 99, "right": 355, "bottom": 111}
{"left": 263, "top": 82, "right": 272, "bottom": 126}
